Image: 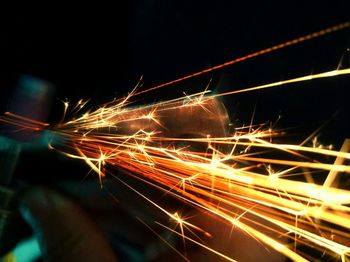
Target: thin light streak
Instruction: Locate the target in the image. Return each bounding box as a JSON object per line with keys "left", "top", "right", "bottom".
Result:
{"left": 135, "top": 21, "right": 350, "bottom": 95}
{"left": 216, "top": 68, "right": 350, "bottom": 97}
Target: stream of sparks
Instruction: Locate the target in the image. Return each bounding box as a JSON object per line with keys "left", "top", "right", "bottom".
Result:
{"left": 1, "top": 22, "right": 350, "bottom": 261}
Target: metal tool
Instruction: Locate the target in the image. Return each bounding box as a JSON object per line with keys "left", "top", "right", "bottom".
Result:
{"left": 0, "top": 75, "right": 54, "bottom": 256}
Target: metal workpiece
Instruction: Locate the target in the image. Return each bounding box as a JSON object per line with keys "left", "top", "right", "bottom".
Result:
{"left": 106, "top": 96, "right": 230, "bottom": 139}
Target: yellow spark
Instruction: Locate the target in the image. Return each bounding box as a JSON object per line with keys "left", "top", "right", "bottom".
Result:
{"left": 46, "top": 87, "right": 350, "bottom": 261}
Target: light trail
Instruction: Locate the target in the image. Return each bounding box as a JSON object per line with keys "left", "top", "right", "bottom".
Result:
{"left": 216, "top": 68, "right": 350, "bottom": 97}
{"left": 135, "top": 20, "right": 350, "bottom": 96}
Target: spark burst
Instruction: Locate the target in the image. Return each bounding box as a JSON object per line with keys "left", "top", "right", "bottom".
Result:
{"left": 1, "top": 22, "right": 350, "bottom": 261}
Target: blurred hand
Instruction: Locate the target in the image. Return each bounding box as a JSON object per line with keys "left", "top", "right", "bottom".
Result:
{"left": 19, "top": 180, "right": 286, "bottom": 262}
{"left": 19, "top": 187, "right": 117, "bottom": 262}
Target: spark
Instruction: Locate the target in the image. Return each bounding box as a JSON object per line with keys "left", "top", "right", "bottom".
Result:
{"left": 1, "top": 22, "right": 350, "bottom": 262}
{"left": 44, "top": 68, "right": 349, "bottom": 260}
{"left": 2, "top": 81, "right": 350, "bottom": 260}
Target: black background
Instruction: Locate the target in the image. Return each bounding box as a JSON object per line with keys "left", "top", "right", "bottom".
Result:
{"left": 0, "top": 1, "right": 349, "bottom": 185}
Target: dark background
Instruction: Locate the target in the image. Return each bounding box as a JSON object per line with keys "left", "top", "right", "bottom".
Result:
{"left": 0, "top": 1, "right": 349, "bottom": 182}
